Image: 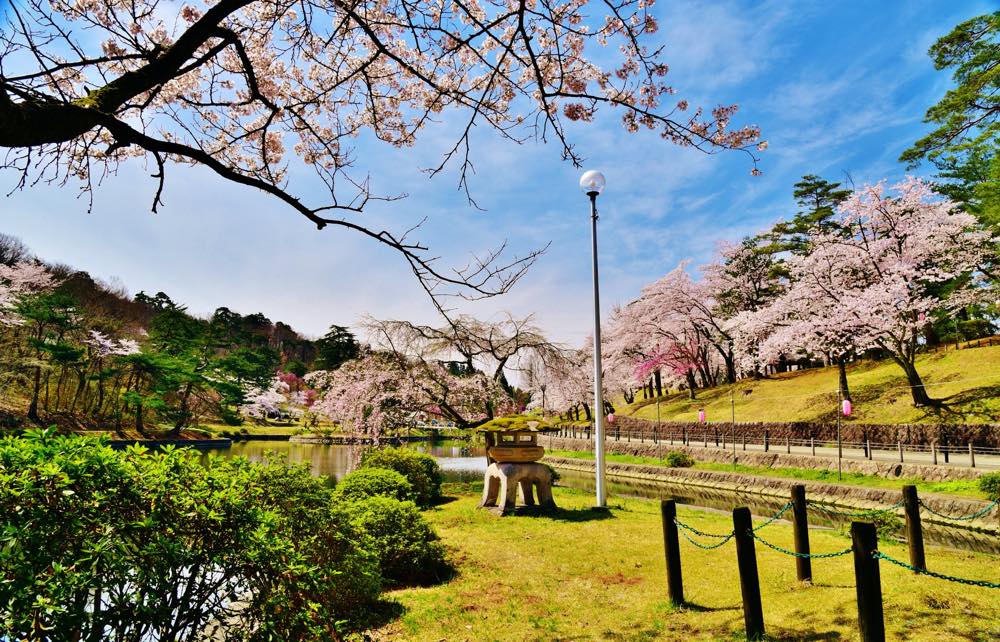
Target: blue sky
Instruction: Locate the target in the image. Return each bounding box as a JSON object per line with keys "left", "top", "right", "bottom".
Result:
{"left": 0, "top": 0, "right": 992, "bottom": 344}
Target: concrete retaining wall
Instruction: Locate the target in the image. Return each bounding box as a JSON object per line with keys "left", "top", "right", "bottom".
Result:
{"left": 542, "top": 455, "right": 998, "bottom": 535}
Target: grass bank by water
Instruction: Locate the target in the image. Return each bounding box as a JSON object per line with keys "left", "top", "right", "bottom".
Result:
{"left": 379, "top": 484, "right": 1000, "bottom": 641}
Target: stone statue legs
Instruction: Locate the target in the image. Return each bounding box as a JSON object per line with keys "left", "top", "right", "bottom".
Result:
{"left": 480, "top": 462, "right": 556, "bottom": 515}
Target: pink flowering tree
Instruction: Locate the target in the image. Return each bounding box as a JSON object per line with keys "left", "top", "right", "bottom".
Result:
{"left": 612, "top": 264, "right": 727, "bottom": 395}
{"left": 239, "top": 376, "right": 292, "bottom": 420}
{"left": 0, "top": 262, "right": 58, "bottom": 325}
{"left": 768, "top": 177, "right": 993, "bottom": 407}
{"left": 307, "top": 350, "right": 515, "bottom": 440}
{"left": 1, "top": 0, "right": 763, "bottom": 311}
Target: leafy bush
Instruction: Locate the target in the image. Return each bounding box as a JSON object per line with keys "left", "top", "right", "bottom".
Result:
{"left": 359, "top": 447, "right": 442, "bottom": 507}
{"left": 664, "top": 451, "right": 695, "bottom": 468}
{"left": 347, "top": 496, "right": 451, "bottom": 587}
{"left": 979, "top": 472, "right": 1000, "bottom": 501}
{"left": 0, "top": 429, "right": 380, "bottom": 641}
{"left": 867, "top": 509, "right": 903, "bottom": 541}
{"left": 334, "top": 467, "right": 415, "bottom": 503}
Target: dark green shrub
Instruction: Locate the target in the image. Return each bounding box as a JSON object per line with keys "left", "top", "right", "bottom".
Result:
{"left": 359, "top": 447, "right": 442, "bottom": 506}
{"left": 979, "top": 472, "right": 1000, "bottom": 501}
{"left": 542, "top": 462, "right": 561, "bottom": 484}
{"left": 347, "top": 496, "right": 451, "bottom": 587}
{"left": 0, "top": 429, "right": 380, "bottom": 641}
{"left": 867, "top": 509, "right": 904, "bottom": 541}
{"left": 334, "top": 467, "right": 415, "bottom": 503}
{"left": 664, "top": 451, "right": 695, "bottom": 468}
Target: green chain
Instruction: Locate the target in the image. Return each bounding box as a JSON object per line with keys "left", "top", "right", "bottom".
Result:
{"left": 873, "top": 551, "right": 1000, "bottom": 589}
{"left": 749, "top": 530, "right": 853, "bottom": 559}
{"left": 752, "top": 502, "right": 794, "bottom": 532}
{"left": 674, "top": 519, "right": 735, "bottom": 550}
{"left": 808, "top": 500, "right": 904, "bottom": 519}
{"left": 918, "top": 499, "right": 998, "bottom": 522}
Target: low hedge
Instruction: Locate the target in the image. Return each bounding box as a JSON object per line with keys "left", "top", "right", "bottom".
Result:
{"left": 334, "top": 467, "right": 415, "bottom": 503}
{"left": 347, "top": 496, "right": 452, "bottom": 587}
{"left": 358, "top": 447, "right": 442, "bottom": 506}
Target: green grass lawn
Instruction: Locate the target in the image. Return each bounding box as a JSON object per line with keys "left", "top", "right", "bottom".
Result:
{"left": 543, "top": 449, "right": 990, "bottom": 500}
{"left": 623, "top": 344, "right": 1000, "bottom": 424}
{"left": 379, "top": 484, "right": 1000, "bottom": 641}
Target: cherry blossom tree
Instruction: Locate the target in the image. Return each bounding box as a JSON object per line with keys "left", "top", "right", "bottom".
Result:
{"left": 364, "top": 314, "right": 561, "bottom": 395}
{"left": 239, "top": 376, "right": 292, "bottom": 419}
{"left": 1, "top": 0, "right": 763, "bottom": 309}
{"left": 0, "top": 262, "right": 58, "bottom": 325}
{"left": 769, "top": 177, "right": 993, "bottom": 407}
{"left": 612, "top": 263, "right": 726, "bottom": 395}
{"left": 307, "top": 349, "right": 513, "bottom": 439}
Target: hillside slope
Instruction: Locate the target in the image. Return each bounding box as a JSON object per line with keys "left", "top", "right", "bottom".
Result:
{"left": 623, "top": 344, "right": 1000, "bottom": 424}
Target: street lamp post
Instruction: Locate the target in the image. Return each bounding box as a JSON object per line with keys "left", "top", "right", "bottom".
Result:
{"left": 580, "top": 169, "right": 607, "bottom": 508}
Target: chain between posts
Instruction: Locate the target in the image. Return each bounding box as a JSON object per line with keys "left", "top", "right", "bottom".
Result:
{"left": 808, "top": 500, "right": 904, "bottom": 519}
{"left": 749, "top": 530, "right": 853, "bottom": 559}
{"left": 917, "top": 498, "right": 998, "bottom": 522}
{"left": 873, "top": 551, "right": 1000, "bottom": 589}
{"left": 752, "top": 501, "right": 793, "bottom": 532}
{"left": 673, "top": 501, "right": 796, "bottom": 551}
{"left": 674, "top": 520, "right": 735, "bottom": 549}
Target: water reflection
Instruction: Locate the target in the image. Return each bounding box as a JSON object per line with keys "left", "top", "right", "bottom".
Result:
{"left": 213, "top": 439, "right": 488, "bottom": 481}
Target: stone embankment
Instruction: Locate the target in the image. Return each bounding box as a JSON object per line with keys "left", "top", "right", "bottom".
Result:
{"left": 541, "top": 435, "right": 984, "bottom": 481}
{"left": 542, "top": 455, "right": 998, "bottom": 537}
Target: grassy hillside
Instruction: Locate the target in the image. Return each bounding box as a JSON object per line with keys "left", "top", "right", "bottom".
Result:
{"left": 623, "top": 344, "right": 1000, "bottom": 424}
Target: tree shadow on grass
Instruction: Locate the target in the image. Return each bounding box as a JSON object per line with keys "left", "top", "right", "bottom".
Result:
{"left": 346, "top": 599, "right": 406, "bottom": 632}
{"left": 918, "top": 384, "right": 1000, "bottom": 423}
{"left": 759, "top": 629, "right": 845, "bottom": 641}
{"left": 507, "top": 505, "right": 617, "bottom": 522}
{"left": 678, "top": 601, "right": 740, "bottom": 613}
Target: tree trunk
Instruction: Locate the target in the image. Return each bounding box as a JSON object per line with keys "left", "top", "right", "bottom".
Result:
{"left": 654, "top": 370, "right": 663, "bottom": 397}
{"left": 582, "top": 402, "right": 592, "bottom": 421}
{"left": 836, "top": 358, "right": 851, "bottom": 402}
{"left": 898, "top": 358, "right": 934, "bottom": 406}
{"left": 685, "top": 370, "right": 697, "bottom": 400}
{"left": 27, "top": 366, "right": 42, "bottom": 421}
{"left": 171, "top": 382, "right": 195, "bottom": 435}
{"left": 135, "top": 399, "right": 145, "bottom": 435}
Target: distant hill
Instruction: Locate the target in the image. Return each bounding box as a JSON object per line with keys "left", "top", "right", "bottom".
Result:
{"left": 623, "top": 343, "right": 1000, "bottom": 425}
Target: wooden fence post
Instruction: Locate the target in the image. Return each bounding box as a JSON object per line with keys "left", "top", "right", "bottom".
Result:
{"left": 660, "top": 500, "right": 684, "bottom": 606}
{"left": 733, "top": 507, "right": 765, "bottom": 640}
{"left": 811, "top": 436, "right": 816, "bottom": 457}
{"left": 791, "top": 485, "right": 812, "bottom": 582}
{"left": 902, "top": 485, "right": 925, "bottom": 572}
{"left": 898, "top": 441, "right": 904, "bottom": 463}
{"left": 786, "top": 436, "right": 791, "bottom": 454}
{"left": 969, "top": 443, "right": 976, "bottom": 468}
{"left": 764, "top": 430, "right": 770, "bottom": 452}
{"left": 931, "top": 441, "right": 938, "bottom": 465}
{"left": 851, "top": 522, "right": 885, "bottom": 642}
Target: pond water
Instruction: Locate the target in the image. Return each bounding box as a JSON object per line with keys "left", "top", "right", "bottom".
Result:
{"left": 213, "top": 439, "right": 1000, "bottom": 555}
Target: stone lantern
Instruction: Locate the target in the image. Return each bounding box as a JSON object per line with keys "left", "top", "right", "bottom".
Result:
{"left": 478, "top": 420, "right": 557, "bottom": 515}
